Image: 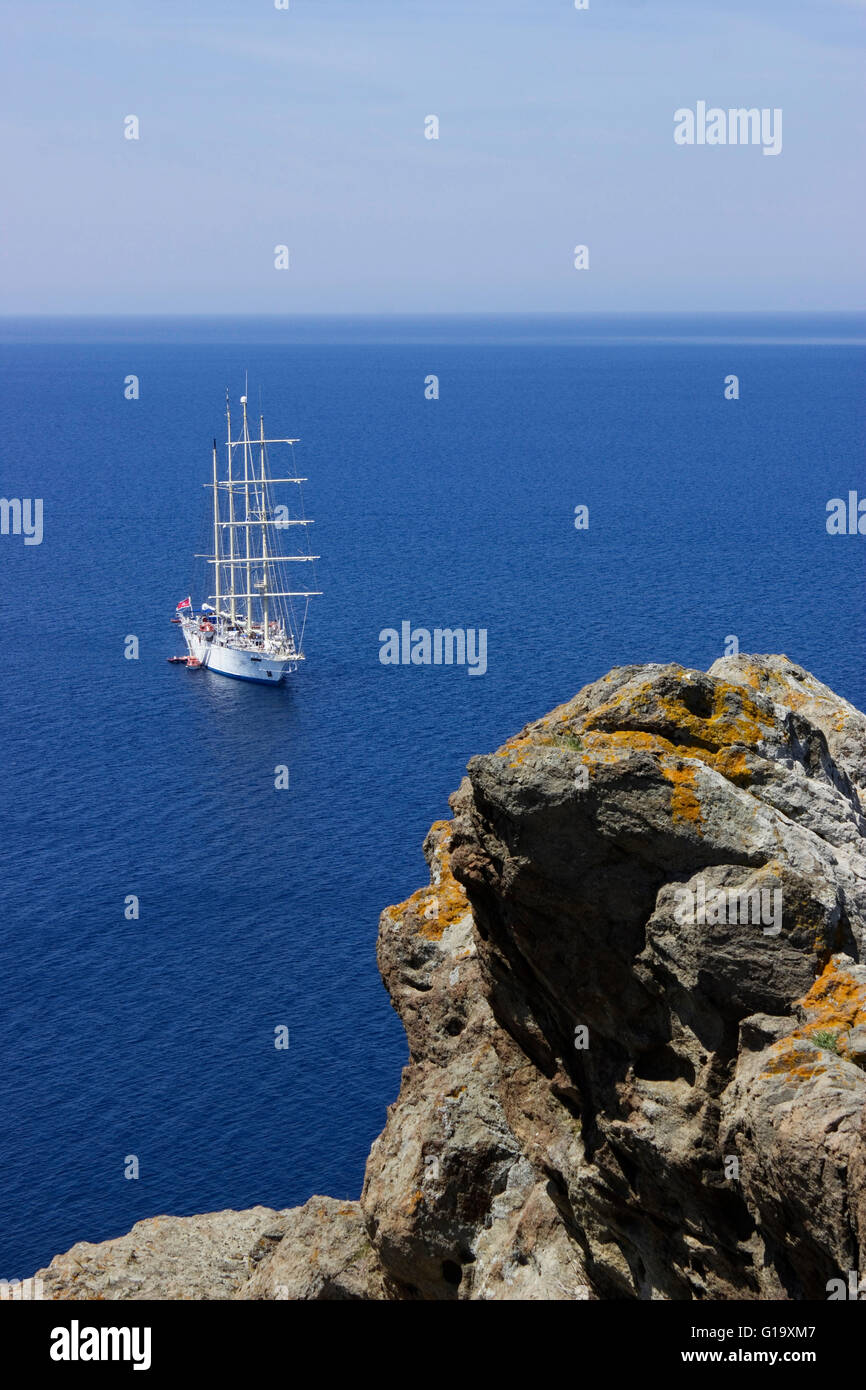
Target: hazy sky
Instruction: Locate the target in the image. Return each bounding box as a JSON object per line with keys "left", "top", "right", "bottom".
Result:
{"left": 1, "top": 0, "right": 863, "bottom": 313}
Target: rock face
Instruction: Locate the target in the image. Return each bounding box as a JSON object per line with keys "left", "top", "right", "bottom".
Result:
{"left": 34, "top": 656, "right": 866, "bottom": 1299}
{"left": 37, "top": 1208, "right": 292, "bottom": 1301}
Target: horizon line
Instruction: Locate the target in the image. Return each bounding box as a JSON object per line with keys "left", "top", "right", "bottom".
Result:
{"left": 2, "top": 309, "right": 865, "bottom": 320}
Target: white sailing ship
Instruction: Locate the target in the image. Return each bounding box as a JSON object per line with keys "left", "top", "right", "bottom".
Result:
{"left": 175, "top": 392, "right": 320, "bottom": 684}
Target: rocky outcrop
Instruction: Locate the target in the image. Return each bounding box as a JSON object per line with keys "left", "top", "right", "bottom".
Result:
{"left": 33, "top": 656, "right": 866, "bottom": 1299}
{"left": 36, "top": 1208, "right": 291, "bottom": 1300}
{"left": 36, "top": 1200, "right": 385, "bottom": 1302}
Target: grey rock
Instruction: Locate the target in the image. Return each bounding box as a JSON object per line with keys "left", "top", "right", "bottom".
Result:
{"left": 29, "top": 656, "right": 866, "bottom": 1300}
{"left": 237, "top": 1197, "right": 387, "bottom": 1300}
{"left": 848, "top": 1026, "right": 866, "bottom": 1064}
{"left": 35, "top": 1208, "right": 291, "bottom": 1300}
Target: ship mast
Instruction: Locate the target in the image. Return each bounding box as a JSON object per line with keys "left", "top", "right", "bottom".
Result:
{"left": 212, "top": 438, "right": 220, "bottom": 618}
{"left": 226, "top": 396, "right": 237, "bottom": 625}
{"left": 197, "top": 390, "right": 323, "bottom": 651}
{"left": 242, "top": 395, "right": 253, "bottom": 634}
{"left": 259, "top": 414, "right": 269, "bottom": 643}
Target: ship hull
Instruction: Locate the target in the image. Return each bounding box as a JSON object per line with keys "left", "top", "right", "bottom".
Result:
{"left": 183, "top": 628, "right": 296, "bottom": 684}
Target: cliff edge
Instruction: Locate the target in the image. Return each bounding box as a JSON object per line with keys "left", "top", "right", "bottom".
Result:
{"left": 34, "top": 655, "right": 866, "bottom": 1300}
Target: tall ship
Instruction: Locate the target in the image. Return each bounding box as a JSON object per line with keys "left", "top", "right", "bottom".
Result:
{"left": 175, "top": 392, "right": 320, "bottom": 684}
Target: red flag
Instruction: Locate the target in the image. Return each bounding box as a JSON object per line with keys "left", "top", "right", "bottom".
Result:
{"left": 176, "top": 596, "right": 191, "bottom": 611}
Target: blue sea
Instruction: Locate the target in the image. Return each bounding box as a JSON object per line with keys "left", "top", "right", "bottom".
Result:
{"left": 1, "top": 314, "right": 864, "bottom": 1280}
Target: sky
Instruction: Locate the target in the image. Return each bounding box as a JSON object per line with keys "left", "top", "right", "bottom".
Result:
{"left": 0, "top": 0, "right": 864, "bottom": 314}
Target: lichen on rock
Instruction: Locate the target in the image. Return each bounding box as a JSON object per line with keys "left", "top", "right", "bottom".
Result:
{"left": 32, "top": 655, "right": 866, "bottom": 1300}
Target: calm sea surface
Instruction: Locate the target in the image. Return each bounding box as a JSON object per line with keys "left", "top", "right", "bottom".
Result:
{"left": 1, "top": 315, "right": 864, "bottom": 1277}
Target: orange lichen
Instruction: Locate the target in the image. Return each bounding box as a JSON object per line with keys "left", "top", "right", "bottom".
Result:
{"left": 664, "top": 682, "right": 775, "bottom": 750}
{"left": 796, "top": 959, "right": 866, "bottom": 1040}
{"left": 712, "top": 747, "right": 752, "bottom": 786}
{"left": 661, "top": 762, "right": 704, "bottom": 833}
{"left": 760, "top": 960, "right": 866, "bottom": 1079}
{"left": 488, "top": 675, "right": 777, "bottom": 812}
{"left": 582, "top": 677, "right": 776, "bottom": 757}
{"left": 384, "top": 822, "right": 470, "bottom": 941}
{"left": 759, "top": 1042, "right": 829, "bottom": 1081}
{"left": 585, "top": 729, "right": 675, "bottom": 757}
{"left": 492, "top": 731, "right": 537, "bottom": 768}
{"left": 496, "top": 733, "right": 531, "bottom": 754}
